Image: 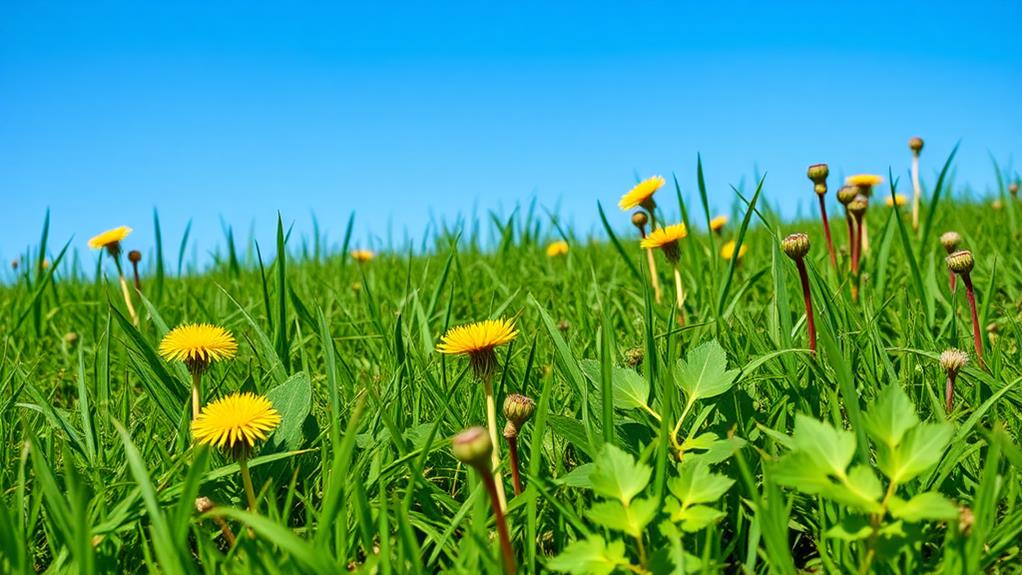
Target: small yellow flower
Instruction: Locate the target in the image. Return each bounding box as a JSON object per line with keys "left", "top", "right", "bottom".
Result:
{"left": 619, "top": 176, "right": 665, "bottom": 211}
{"left": 437, "top": 318, "right": 518, "bottom": 378}
{"left": 641, "top": 223, "right": 687, "bottom": 263}
{"left": 710, "top": 215, "right": 728, "bottom": 233}
{"left": 159, "top": 323, "right": 238, "bottom": 374}
{"left": 720, "top": 240, "right": 748, "bottom": 260}
{"left": 88, "top": 226, "right": 133, "bottom": 254}
{"left": 885, "top": 194, "right": 907, "bottom": 207}
{"left": 546, "top": 240, "right": 569, "bottom": 257}
{"left": 351, "top": 249, "right": 374, "bottom": 262}
{"left": 846, "top": 174, "right": 884, "bottom": 188}
{"left": 191, "top": 392, "right": 281, "bottom": 451}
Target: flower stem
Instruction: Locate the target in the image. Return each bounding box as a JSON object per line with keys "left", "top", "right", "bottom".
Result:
{"left": 818, "top": 195, "right": 837, "bottom": 269}
{"left": 945, "top": 373, "right": 956, "bottom": 413}
{"left": 963, "top": 274, "right": 984, "bottom": 368}
{"left": 191, "top": 371, "right": 202, "bottom": 420}
{"left": 112, "top": 257, "right": 139, "bottom": 326}
{"left": 507, "top": 435, "right": 523, "bottom": 496}
{"left": 238, "top": 454, "right": 258, "bottom": 513}
{"left": 949, "top": 270, "right": 957, "bottom": 293}
{"left": 796, "top": 259, "right": 817, "bottom": 355}
{"left": 672, "top": 264, "right": 686, "bottom": 326}
{"left": 482, "top": 376, "right": 507, "bottom": 511}
{"left": 480, "top": 470, "right": 517, "bottom": 574}
{"left": 911, "top": 154, "right": 921, "bottom": 232}
{"left": 131, "top": 259, "right": 142, "bottom": 292}
{"left": 845, "top": 214, "right": 855, "bottom": 271}
{"left": 644, "top": 247, "right": 663, "bottom": 304}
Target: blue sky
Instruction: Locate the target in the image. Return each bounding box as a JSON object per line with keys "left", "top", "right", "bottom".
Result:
{"left": 2, "top": 1, "right": 1020, "bottom": 267}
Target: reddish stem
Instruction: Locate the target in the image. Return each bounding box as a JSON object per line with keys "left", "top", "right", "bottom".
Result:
{"left": 845, "top": 215, "right": 855, "bottom": 272}
{"left": 131, "top": 260, "right": 142, "bottom": 291}
{"left": 851, "top": 215, "right": 863, "bottom": 275}
{"left": 796, "top": 259, "right": 817, "bottom": 355}
{"left": 818, "top": 195, "right": 837, "bottom": 269}
{"left": 949, "top": 270, "right": 957, "bottom": 293}
{"left": 507, "top": 436, "right": 523, "bottom": 496}
{"left": 963, "top": 274, "right": 984, "bottom": 367}
{"left": 481, "top": 470, "right": 518, "bottom": 574}
{"left": 945, "top": 373, "right": 956, "bottom": 413}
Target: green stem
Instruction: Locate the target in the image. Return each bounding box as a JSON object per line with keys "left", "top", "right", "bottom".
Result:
{"left": 191, "top": 371, "right": 202, "bottom": 420}
{"left": 238, "top": 453, "right": 258, "bottom": 513}
{"left": 482, "top": 375, "right": 507, "bottom": 511}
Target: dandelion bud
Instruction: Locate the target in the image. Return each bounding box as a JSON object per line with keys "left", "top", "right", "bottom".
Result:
{"left": 1010, "top": 182, "right": 1019, "bottom": 197}
{"left": 64, "top": 332, "right": 79, "bottom": 347}
{"left": 631, "top": 211, "right": 648, "bottom": 230}
{"left": 782, "top": 233, "right": 810, "bottom": 260}
{"left": 940, "top": 231, "right": 962, "bottom": 253}
{"left": 908, "top": 136, "right": 924, "bottom": 154}
{"left": 502, "top": 393, "right": 536, "bottom": 438}
{"left": 624, "top": 347, "right": 644, "bottom": 367}
{"left": 837, "top": 185, "right": 858, "bottom": 206}
{"left": 807, "top": 163, "right": 829, "bottom": 185}
{"left": 452, "top": 426, "right": 493, "bottom": 469}
{"left": 847, "top": 195, "right": 869, "bottom": 217}
{"left": 946, "top": 250, "right": 974, "bottom": 275}
{"left": 814, "top": 183, "right": 827, "bottom": 195}
{"left": 128, "top": 250, "right": 142, "bottom": 264}
{"left": 939, "top": 349, "right": 968, "bottom": 376}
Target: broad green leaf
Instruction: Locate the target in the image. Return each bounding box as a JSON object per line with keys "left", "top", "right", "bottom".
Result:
{"left": 843, "top": 465, "right": 883, "bottom": 506}
{"left": 864, "top": 384, "right": 919, "bottom": 447}
{"left": 825, "top": 515, "right": 873, "bottom": 541}
{"left": 586, "top": 498, "right": 657, "bottom": 537}
{"left": 667, "top": 461, "right": 735, "bottom": 506}
{"left": 547, "top": 536, "right": 629, "bottom": 575}
{"left": 579, "top": 359, "right": 651, "bottom": 410}
{"left": 589, "top": 444, "right": 651, "bottom": 505}
{"left": 889, "top": 492, "right": 959, "bottom": 522}
{"left": 265, "top": 371, "right": 313, "bottom": 452}
{"left": 675, "top": 340, "right": 739, "bottom": 401}
{"left": 772, "top": 452, "right": 833, "bottom": 494}
{"left": 792, "top": 415, "right": 855, "bottom": 479}
{"left": 887, "top": 423, "right": 953, "bottom": 484}
{"left": 664, "top": 499, "right": 726, "bottom": 532}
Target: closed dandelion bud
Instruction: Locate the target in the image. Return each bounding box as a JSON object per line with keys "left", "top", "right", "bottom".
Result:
{"left": 1010, "top": 182, "right": 1019, "bottom": 197}
{"left": 502, "top": 393, "right": 536, "bottom": 438}
{"left": 807, "top": 163, "right": 829, "bottom": 185}
{"left": 848, "top": 195, "right": 869, "bottom": 217}
{"left": 940, "top": 231, "right": 962, "bottom": 253}
{"left": 11, "top": 259, "right": 18, "bottom": 270}
{"left": 946, "top": 250, "right": 974, "bottom": 275}
{"left": 782, "top": 233, "right": 810, "bottom": 260}
{"left": 128, "top": 250, "right": 142, "bottom": 264}
{"left": 631, "top": 211, "right": 648, "bottom": 230}
{"left": 837, "top": 185, "right": 858, "bottom": 206}
{"left": 814, "top": 183, "right": 827, "bottom": 195}
{"left": 452, "top": 426, "right": 492, "bottom": 469}
{"left": 939, "top": 349, "right": 968, "bottom": 376}
{"left": 909, "top": 136, "right": 924, "bottom": 154}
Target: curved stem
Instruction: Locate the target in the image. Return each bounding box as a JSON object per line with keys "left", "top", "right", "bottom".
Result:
{"left": 482, "top": 376, "right": 507, "bottom": 511}
{"left": 796, "top": 259, "right": 816, "bottom": 355}
{"left": 481, "top": 471, "right": 517, "bottom": 574}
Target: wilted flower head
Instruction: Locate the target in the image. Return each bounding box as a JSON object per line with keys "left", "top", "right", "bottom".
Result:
{"left": 848, "top": 195, "right": 869, "bottom": 217}
{"left": 619, "top": 175, "right": 665, "bottom": 211}
{"left": 939, "top": 349, "right": 968, "bottom": 375}
{"left": 807, "top": 163, "right": 829, "bottom": 185}
{"left": 837, "top": 185, "right": 859, "bottom": 206}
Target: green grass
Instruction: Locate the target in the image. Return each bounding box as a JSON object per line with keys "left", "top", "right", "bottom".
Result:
{"left": 2, "top": 170, "right": 1022, "bottom": 574}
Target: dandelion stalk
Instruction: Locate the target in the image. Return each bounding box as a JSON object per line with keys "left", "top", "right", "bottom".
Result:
{"left": 639, "top": 223, "right": 688, "bottom": 323}
{"left": 939, "top": 349, "right": 968, "bottom": 413}
{"left": 783, "top": 233, "right": 815, "bottom": 354}
{"left": 621, "top": 176, "right": 667, "bottom": 303}
{"left": 453, "top": 427, "right": 517, "bottom": 575}
{"left": 128, "top": 250, "right": 143, "bottom": 292}
{"left": 808, "top": 164, "right": 836, "bottom": 268}
{"left": 482, "top": 375, "right": 507, "bottom": 508}
{"left": 947, "top": 251, "right": 984, "bottom": 367}
{"left": 503, "top": 394, "right": 535, "bottom": 497}
{"left": 632, "top": 212, "right": 662, "bottom": 303}
{"left": 848, "top": 195, "right": 869, "bottom": 301}
{"left": 160, "top": 323, "right": 239, "bottom": 420}
{"left": 910, "top": 137, "right": 924, "bottom": 231}
{"left": 941, "top": 231, "right": 962, "bottom": 293}
{"left": 237, "top": 453, "right": 259, "bottom": 512}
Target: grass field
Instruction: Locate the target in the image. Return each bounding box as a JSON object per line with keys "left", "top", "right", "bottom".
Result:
{"left": 2, "top": 157, "right": 1021, "bottom": 574}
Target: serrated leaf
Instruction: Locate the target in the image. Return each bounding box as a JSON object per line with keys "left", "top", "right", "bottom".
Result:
{"left": 547, "top": 536, "right": 628, "bottom": 575}
{"left": 265, "top": 371, "right": 312, "bottom": 452}
{"left": 888, "top": 422, "right": 953, "bottom": 484}
{"left": 586, "top": 498, "right": 657, "bottom": 537}
{"left": 579, "top": 359, "right": 651, "bottom": 410}
{"left": 589, "top": 444, "right": 651, "bottom": 505}
{"left": 771, "top": 452, "right": 833, "bottom": 494}
{"left": 825, "top": 515, "right": 873, "bottom": 541}
{"left": 889, "top": 492, "right": 959, "bottom": 522}
{"left": 667, "top": 461, "right": 735, "bottom": 507}
{"left": 792, "top": 414, "right": 855, "bottom": 479}
{"left": 675, "top": 504, "right": 725, "bottom": 532}
{"left": 674, "top": 340, "right": 739, "bottom": 401}
{"left": 864, "top": 384, "right": 919, "bottom": 448}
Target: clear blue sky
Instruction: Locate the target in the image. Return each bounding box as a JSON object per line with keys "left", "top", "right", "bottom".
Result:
{"left": 2, "top": 1, "right": 1020, "bottom": 267}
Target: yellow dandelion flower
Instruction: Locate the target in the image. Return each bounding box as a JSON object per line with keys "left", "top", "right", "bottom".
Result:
{"left": 159, "top": 323, "right": 238, "bottom": 374}
{"left": 351, "top": 249, "right": 374, "bottom": 262}
{"left": 619, "top": 175, "right": 665, "bottom": 211}
{"left": 88, "top": 226, "right": 133, "bottom": 254}
{"left": 846, "top": 174, "right": 884, "bottom": 188}
{"left": 641, "top": 223, "right": 687, "bottom": 263}
{"left": 191, "top": 392, "right": 281, "bottom": 451}
{"left": 710, "top": 215, "right": 728, "bottom": 232}
{"left": 885, "top": 194, "right": 907, "bottom": 207}
{"left": 720, "top": 240, "right": 748, "bottom": 260}
{"left": 437, "top": 318, "right": 518, "bottom": 378}
{"left": 546, "top": 240, "right": 569, "bottom": 257}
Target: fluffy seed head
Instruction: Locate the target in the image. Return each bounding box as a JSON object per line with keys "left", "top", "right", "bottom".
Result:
{"left": 159, "top": 323, "right": 238, "bottom": 374}
{"left": 909, "top": 136, "right": 924, "bottom": 153}
{"left": 191, "top": 392, "right": 281, "bottom": 454}
{"left": 837, "top": 185, "right": 859, "bottom": 206}
{"left": 946, "top": 250, "right": 974, "bottom": 275}
{"left": 782, "top": 233, "right": 810, "bottom": 260}
{"left": 807, "top": 163, "right": 829, "bottom": 184}
{"left": 452, "top": 426, "right": 492, "bottom": 469}
{"left": 940, "top": 231, "right": 962, "bottom": 253}
{"left": 619, "top": 175, "right": 665, "bottom": 211}
{"left": 939, "top": 349, "right": 968, "bottom": 375}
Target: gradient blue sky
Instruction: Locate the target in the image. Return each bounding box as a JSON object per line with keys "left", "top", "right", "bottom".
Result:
{"left": 2, "top": 1, "right": 1020, "bottom": 266}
